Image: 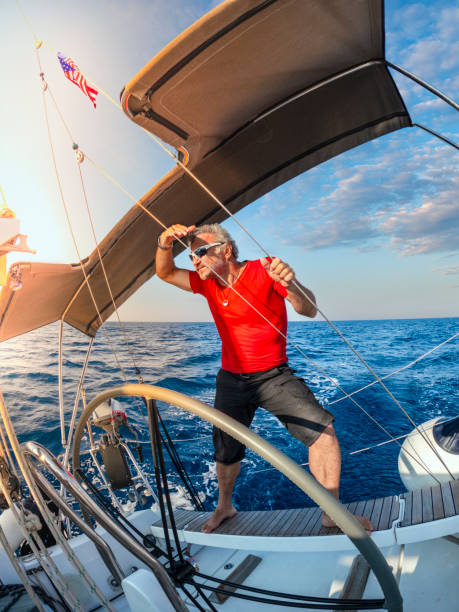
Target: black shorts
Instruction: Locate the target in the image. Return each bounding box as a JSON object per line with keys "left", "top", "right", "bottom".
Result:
{"left": 213, "top": 364, "right": 334, "bottom": 465}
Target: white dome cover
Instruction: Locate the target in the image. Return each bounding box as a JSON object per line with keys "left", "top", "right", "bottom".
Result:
{"left": 398, "top": 417, "right": 459, "bottom": 491}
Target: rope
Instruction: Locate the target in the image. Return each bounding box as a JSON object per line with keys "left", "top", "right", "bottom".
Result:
{"left": 0, "top": 476, "right": 83, "bottom": 611}
{"left": 75, "top": 162, "right": 144, "bottom": 379}
{"left": 328, "top": 331, "right": 459, "bottom": 406}
{"left": 123, "top": 61, "right": 456, "bottom": 479}
{"left": 76, "top": 469, "right": 166, "bottom": 559}
{"left": 16, "top": 0, "right": 117, "bottom": 109}
{"left": 69, "top": 155, "right": 439, "bottom": 478}
{"left": 349, "top": 416, "right": 454, "bottom": 456}
{"left": 24, "top": 11, "right": 451, "bottom": 482}
{"left": 250, "top": 415, "right": 457, "bottom": 475}
{"left": 34, "top": 58, "right": 147, "bottom": 417}
{"left": 83, "top": 114, "right": 450, "bottom": 478}
{"left": 158, "top": 412, "right": 205, "bottom": 511}
{"left": 15, "top": 0, "right": 40, "bottom": 46}
{"left": 84, "top": 152, "right": 175, "bottom": 230}
{"left": 39, "top": 30, "right": 451, "bottom": 478}
{"left": 40, "top": 75, "right": 127, "bottom": 383}
{"left": 44, "top": 74, "right": 150, "bottom": 422}
{"left": 0, "top": 530, "right": 47, "bottom": 612}
{"left": 42, "top": 83, "right": 128, "bottom": 380}
{"left": 62, "top": 337, "right": 94, "bottom": 469}
{"left": 0, "top": 421, "right": 21, "bottom": 482}
{"left": 147, "top": 401, "right": 179, "bottom": 567}
{"left": 191, "top": 571, "right": 384, "bottom": 608}
{"left": 1, "top": 391, "right": 115, "bottom": 611}
{"left": 187, "top": 573, "right": 384, "bottom": 610}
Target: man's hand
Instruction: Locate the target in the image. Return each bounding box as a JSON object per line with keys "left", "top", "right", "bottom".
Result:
{"left": 159, "top": 224, "right": 196, "bottom": 249}
{"left": 262, "top": 256, "right": 317, "bottom": 318}
{"left": 261, "top": 257, "right": 295, "bottom": 288}
{"left": 156, "top": 223, "right": 196, "bottom": 291}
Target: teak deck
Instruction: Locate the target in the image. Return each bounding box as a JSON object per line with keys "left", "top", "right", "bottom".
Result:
{"left": 153, "top": 480, "right": 458, "bottom": 537}
{"left": 400, "top": 479, "right": 459, "bottom": 527}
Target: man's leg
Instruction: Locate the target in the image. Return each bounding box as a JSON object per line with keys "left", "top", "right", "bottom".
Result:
{"left": 202, "top": 461, "right": 240, "bottom": 533}
{"left": 256, "top": 366, "right": 373, "bottom": 532}
{"left": 203, "top": 369, "right": 256, "bottom": 533}
{"left": 309, "top": 424, "right": 372, "bottom": 531}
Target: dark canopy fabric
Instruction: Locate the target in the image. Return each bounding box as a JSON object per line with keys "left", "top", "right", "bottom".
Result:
{"left": 0, "top": 0, "right": 410, "bottom": 341}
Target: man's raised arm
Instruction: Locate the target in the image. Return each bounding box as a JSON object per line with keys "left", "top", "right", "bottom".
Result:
{"left": 155, "top": 224, "right": 196, "bottom": 291}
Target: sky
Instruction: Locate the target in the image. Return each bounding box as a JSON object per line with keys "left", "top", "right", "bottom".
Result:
{"left": 1, "top": 0, "right": 458, "bottom": 322}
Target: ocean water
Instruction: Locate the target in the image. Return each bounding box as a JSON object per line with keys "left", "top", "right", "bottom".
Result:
{"left": 0, "top": 318, "right": 457, "bottom": 512}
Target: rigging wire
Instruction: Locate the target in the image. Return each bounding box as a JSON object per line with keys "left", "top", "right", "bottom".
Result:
{"left": 45, "top": 84, "right": 145, "bottom": 388}
{"left": 62, "top": 337, "right": 94, "bottom": 468}
{"left": 39, "top": 65, "right": 156, "bottom": 448}
{"left": 49, "top": 98, "right": 442, "bottom": 480}
{"left": 31, "top": 50, "right": 147, "bottom": 405}
{"left": 59, "top": 150, "right": 441, "bottom": 478}
{"left": 12, "top": 10, "right": 457, "bottom": 608}
{"left": 250, "top": 415, "right": 457, "bottom": 475}
{"left": 158, "top": 411, "right": 205, "bottom": 511}
{"left": 77, "top": 138, "right": 452, "bottom": 478}
{"left": 39, "top": 75, "right": 127, "bottom": 383}
{"left": 147, "top": 400, "right": 181, "bottom": 568}
{"left": 83, "top": 112, "right": 452, "bottom": 477}
{"left": 23, "top": 9, "right": 454, "bottom": 485}
{"left": 0, "top": 456, "right": 86, "bottom": 611}
{"left": 124, "top": 413, "right": 456, "bottom": 479}
{"left": 328, "top": 331, "right": 459, "bottom": 406}
{"left": 76, "top": 469, "right": 168, "bottom": 557}
{"left": 81, "top": 129, "right": 456, "bottom": 474}
{"left": 15, "top": 0, "right": 119, "bottom": 109}
{"left": 135, "top": 135, "right": 455, "bottom": 480}
{"left": 75, "top": 161, "right": 144, "bottom": 380}
{"left": 41, "top": 79, "right": 145, "bottom": 386}
{"left": 20, "top": 0, "right": 457, "bottom": 478}
{"left": 46, "top": 127, "right": 441, "bottom": 476}
{"left": 36, "top": 51, "right": 204, "bottom": 510}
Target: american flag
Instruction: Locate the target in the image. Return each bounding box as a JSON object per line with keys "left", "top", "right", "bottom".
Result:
{"left": 57, "top": 52, "right": 98, "bottom": 108}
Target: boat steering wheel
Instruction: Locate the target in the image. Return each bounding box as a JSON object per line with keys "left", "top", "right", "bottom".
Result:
{"left": 72, "top": 384, "right": 402, "bottom": 612}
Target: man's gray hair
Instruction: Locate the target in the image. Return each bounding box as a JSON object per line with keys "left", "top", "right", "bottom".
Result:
{"left": 189, "top": 223, "right": 239, "bottom": 259}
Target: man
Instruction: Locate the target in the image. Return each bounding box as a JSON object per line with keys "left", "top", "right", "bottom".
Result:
{"left": 156, "top": 223, "right": 372, "bottom": 533}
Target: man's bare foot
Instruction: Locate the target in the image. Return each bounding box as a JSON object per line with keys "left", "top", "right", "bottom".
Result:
{"left": 202, "top": 507, "right": 237, "bottom": 533}
{"left": 322, "top": 513, "right": 373, "bottom": 534}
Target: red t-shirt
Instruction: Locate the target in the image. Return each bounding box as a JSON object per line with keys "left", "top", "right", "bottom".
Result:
{"left": 189, "top": 259, "right": 288, "bottom": 373}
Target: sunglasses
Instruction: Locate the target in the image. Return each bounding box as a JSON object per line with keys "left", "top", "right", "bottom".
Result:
{"left": 188, "top": 242, "right": 225, "bottom": 261}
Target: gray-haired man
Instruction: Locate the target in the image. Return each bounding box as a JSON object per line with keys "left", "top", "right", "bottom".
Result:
{"left": 156, "top": 223, "right": 372, "bottom": 533}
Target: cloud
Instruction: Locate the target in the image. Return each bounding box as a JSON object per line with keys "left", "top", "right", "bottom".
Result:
{"left": 385, "top": 203, "right": 459, "bottom": 256}
{"left": 270, "top": 0, "right": 459, "bottom": 261}
{"left": 280, "top": 139, "right": 459, "bottom": 257}
{"left": 389, "top": 4, "right": 459, "bottom": 85}
{"left": 433, "top": 265, "right": 459, "bottom": 276}
{"left": 412, "top": 98, "right": 449, "bottom": 113}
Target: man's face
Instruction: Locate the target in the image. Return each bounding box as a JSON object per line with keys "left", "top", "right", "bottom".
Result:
{"left": 190, "top": 233, "right": 226, "bottom": 280}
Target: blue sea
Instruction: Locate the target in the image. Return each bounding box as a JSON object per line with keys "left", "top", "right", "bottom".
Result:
{"left": 0, "top": 318, "right": 457, "bottom": 512}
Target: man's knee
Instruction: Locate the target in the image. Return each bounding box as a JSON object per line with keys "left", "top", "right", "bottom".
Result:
{"left": 310, "top": 423, "right": 337, "bottom": 448}
{"left": 213, "top": 428, "right": 246, "bottom": 464}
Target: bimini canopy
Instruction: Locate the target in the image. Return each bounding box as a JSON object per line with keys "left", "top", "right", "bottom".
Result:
{"left": 0, "top": 0, "right": 410, "bottom": 341}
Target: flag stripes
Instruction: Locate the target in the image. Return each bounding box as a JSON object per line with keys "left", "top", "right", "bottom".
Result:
{"left": 57, "top": 52, "right": 98, "bottom": 108}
